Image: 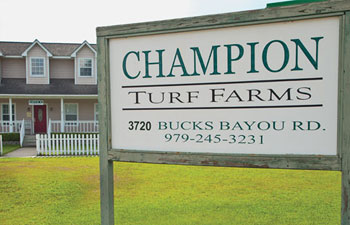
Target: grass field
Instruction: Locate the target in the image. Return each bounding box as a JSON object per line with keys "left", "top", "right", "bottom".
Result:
{"left": 0, "top": 157, "right": 341, "bottom": 225}
{"left": 1, "top": 144, "right": 20, "bottom": 155}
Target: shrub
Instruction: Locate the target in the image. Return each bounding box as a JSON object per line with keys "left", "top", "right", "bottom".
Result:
{"left": 1, "top": 133, "right": 20, "bottom": 141}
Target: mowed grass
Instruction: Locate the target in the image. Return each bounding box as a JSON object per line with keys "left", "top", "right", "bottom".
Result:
{"left": 1, "top": 144, "right": 20, "bottom": 155}
{"left": 0, "top": 157, "right": 341, "bottom": 225}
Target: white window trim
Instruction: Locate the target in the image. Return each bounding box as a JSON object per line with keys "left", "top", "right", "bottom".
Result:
{"left": 94, "top": 103, "right": 98, "bottom": 122}
{"left": 1, "top": 103, "right": 16, "bottom": 122}
{"left": 78, "top": 58, "right": 93, "bottom": 77}
{"left": 64, "top": 103, "right": 79, "bottom": 122}
{"left": 30, "top": 57, "right": 46, "bottom": 77}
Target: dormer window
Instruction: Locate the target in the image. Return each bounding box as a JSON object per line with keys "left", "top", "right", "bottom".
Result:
{"left": 79, "top": 58, "right": 93, "bottom": 77}
{"left": 30, "top": 57, "right": 45, "bottom": 77}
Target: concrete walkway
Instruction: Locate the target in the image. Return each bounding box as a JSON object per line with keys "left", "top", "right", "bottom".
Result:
{"left": 2, "top": 147, "right": 37, "bottom": 158}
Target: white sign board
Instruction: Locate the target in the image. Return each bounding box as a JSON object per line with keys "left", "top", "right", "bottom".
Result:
{"left": 29, "top": 100, "right": 44, "bottom": 105}
{"left": 109, "top": 17, "right": 339, "bottom": 155}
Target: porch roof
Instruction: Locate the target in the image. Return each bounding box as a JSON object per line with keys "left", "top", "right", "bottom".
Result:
{"left": 0, "top": 79, "right": 97, "bottom": 96}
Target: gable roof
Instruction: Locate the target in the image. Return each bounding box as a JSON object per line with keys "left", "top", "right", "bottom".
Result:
{"left": 21, "top": 39, "right": 53, "bottom": 57}
{"left": 71, "top": 40, "right": 97, "bottom": 57}
{"left": 0, "top": 40, "right": 97, "bottom": 57}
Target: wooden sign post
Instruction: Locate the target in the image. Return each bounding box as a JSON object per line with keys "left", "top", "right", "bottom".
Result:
{"left": 97, "top": 1, "right": 350, "bottom": 224}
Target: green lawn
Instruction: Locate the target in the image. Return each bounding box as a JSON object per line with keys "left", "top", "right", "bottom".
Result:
{"left": 1, "top": 144, "right": 20, "bottom": 156}
{"left": 0, "top": 157, "right": 341, "bottom": 225}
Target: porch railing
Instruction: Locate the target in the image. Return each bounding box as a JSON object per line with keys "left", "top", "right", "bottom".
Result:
{"left": 49, "top": 120, "right": 99, "bottom": 134}
{"left": 19, "top": 119, "right": 25, "bottom": 147}
{"left": 0, "top": 120, "right": 99, "bottom": 134}
{"left": 0, "top": 120, "right": 23, "bottom": 133}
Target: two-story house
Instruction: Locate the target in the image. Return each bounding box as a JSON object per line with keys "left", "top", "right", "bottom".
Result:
{"left": 0, "top": 40, "right": 98, "bottom": 138}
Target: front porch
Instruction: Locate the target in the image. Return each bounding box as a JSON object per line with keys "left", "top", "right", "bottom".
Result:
{"left": 0, "top": 97, "right": 99, "bottom": 133}
{"left": 0, "top": 97, "right": 99, "bottom": 147}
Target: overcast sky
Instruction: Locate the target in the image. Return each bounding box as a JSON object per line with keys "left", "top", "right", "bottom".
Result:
{"left": 0, "top": 0, "right": 282, "bottom": 44}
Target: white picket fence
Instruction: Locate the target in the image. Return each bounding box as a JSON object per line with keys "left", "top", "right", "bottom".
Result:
{"left": 0, "top": 135, "right": 2, "bottom": 156}
{"left": 36, "top": 134, "right": 99, "bottom": 156}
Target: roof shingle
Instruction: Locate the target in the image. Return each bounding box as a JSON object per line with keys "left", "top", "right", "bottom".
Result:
{"left": 0, "top": 79, "right": 97, "bottom": 95}
{"left": 0, "top": 41, "right": 97, "bottom": 56}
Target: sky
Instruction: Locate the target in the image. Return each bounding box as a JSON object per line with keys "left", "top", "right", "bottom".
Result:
{"left": 0, "top": 0, "right": 283, "bottom": 44}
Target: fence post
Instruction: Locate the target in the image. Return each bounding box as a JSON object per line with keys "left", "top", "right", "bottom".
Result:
{"left": 93, "top": 134, "right": 97, "bottom": 155}
{"left": 52, "top": 134, "right": 55, "bottom": 155}
{"left": 48, "top": 119, "right": 52, "bottom": 137}
{"left": 36, "top": 134, "right": 40, "bottom": 155}
{"left": 48, "top": 133, "right": 51, "bottom": 156}
{"left": 88, "top": 134, "right": 93, "bottom": 155}
{"left": 0, "top": 135, "right": 2, "bottom": 156}
{"left": 73, "top": 134, "right": 77, "bottom": 155}
{"left": 87, "top": 134, "right": 90, "bottom": 156}
{"left": 70, "top": 134, "right": 73, "bottom": 155}
{"left": 53, "top": 134, "right": 56, "bottom": 155}
{"left": 67, "top": 134, "right": 71, "bottom": 155}
{"left": 44, "top": 134, "right": 48, "bottom": 156}
{"left": 97, "top": 134, "right": 100, "bottom": 155}
{"left": 63, "top": 134, "right": 67, "bottom": 155}
{"left": 20, "top": 119, "right": 25, "bottom": 147}
{"left": 59, "top": 134, "right": 62, "bottom": 155}
{"left": 82, "top": 134, "right": 85, "bottom": 155}
{"left": 78, "top": 134, "right": 81, "bottom": 155}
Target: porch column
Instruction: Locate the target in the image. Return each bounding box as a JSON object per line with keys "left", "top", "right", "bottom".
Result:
{"left": 61, "top": 98, "right": 64, "bottom": 132}
{"left": 9, "top": 98, "right": 13, "bottom": 132}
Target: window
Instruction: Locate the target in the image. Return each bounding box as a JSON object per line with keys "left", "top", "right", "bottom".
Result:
{"left": 30, "top": 57, "right": 45, "bottom": 76}
{"left": 2, "top": 104, "right": 15, "bottom": 121}
{"left": 79, "top": 58, "right": 93, "bottom": 77}
{"left": 94, "top": 103, "right": 99, "bottom": 121}
{"left": 64, "top": 104, "right": 78, "bottom": 121}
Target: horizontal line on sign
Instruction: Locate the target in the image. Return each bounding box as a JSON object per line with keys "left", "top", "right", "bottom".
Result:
{"left": 122, "top": 104, "right": 323, "bottom": 111}
{"left": 121, "top": 77, "right": 323, "bottom": 88}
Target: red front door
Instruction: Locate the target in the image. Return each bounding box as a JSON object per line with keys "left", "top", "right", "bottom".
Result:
{"left": 34, "top": 105, "right": 47, "bottom": 133}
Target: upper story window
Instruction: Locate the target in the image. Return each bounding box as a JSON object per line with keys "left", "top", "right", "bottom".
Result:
{"left": 79, "top": 58, "right": 93, "bottom": 77}
{"left": 30, "top": 57, "right": 45, "bottom": 77}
